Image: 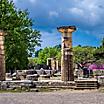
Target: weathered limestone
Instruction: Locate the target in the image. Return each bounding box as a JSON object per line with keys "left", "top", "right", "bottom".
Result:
{"left": 57, "top": 26, "right": 76, "bottom": 81}
{"left": 47, "top": 58, "right": 60, "bottom": 70}
{"left": 0, "top": 31, "right": 5, "bottom": 81}
{"left": 47, "top": 58, "right": 52, "bottom": 69}
{"left": 47, "top": 58, "right": 56, "bottom": 70}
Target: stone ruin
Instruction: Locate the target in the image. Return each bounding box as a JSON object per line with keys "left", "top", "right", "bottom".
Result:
{"left": 57, "top": 26, "right": 76, "bottom": 81}
{"left": 0, "top": 30, "right": 5, "bottom": 81}
{"left": 0, "top": 26, "right": 76, "bottom": 82}
{"left": 0, "top": 28, "right": 101, "bottom": 90}
{"left": 47, "top": 58, "right": 61, "bottom": 71}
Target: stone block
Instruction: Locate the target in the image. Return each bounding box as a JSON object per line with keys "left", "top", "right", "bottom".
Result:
{"left": 26, "top": 74, "right": 39, "bottom": 81}
{"left": 39, "top": 75, "right": 50, "bottom": 80}
{"left": 98, "top": 76, "right": 104, "bottom": 86}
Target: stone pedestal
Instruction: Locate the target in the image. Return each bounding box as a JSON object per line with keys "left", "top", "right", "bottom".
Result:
{"left": 57, "top": 26, "right": 76, "bottom": 81}
{"left": 0, "top": 31, "right": 5, "bottom": 81}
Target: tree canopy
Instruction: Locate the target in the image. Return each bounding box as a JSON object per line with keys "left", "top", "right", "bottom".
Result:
{"left": 0, "top": 0, "right": 41, "bottom": 71}
{"left": 33, "top": 41, "right": 104, "bottom": 66}
{"left": 93, "top": 38, "right": 104, "bottom": 64}
{"left": 73, "top": 46, "right": 96, "bottom": 63}
{"left": 34, "top": 46, "right": 61, "bottom": 64}
{"left": 34, "top": 45, "right": 97, "bottom": 65}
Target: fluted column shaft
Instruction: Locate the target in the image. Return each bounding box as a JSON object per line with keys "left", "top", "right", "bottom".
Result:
{"left": 57, "top": 26, "right": 76, "bottom": 81}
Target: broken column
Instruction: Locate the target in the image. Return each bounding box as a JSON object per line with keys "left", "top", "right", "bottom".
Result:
{"left": 57, "top": 26, "right": 76, "bottom": 81}
{"left": 0, "top": 30, "right": 5, "bottom": 81}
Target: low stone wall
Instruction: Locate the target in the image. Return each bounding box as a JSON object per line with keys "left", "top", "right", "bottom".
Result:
{"left": 0, "top": 80, "right": 35, "bottom": 90}
{"left": 11, "top": 70, "right": 55, "bottom": 81}
{"left": 0, "top": 79, "right": 101, "bottom": 90}
{"left": 0, "top": 80, "right": 75, "bottom": 90}
{"left": 34, "top": 81, "right": 75, "bottom": 88}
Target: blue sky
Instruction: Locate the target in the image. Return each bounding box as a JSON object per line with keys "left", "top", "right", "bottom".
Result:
{"left": 12, "top": 0, "right": 104, "bottom": 49}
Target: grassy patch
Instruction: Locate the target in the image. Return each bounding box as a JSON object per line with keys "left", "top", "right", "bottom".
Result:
{"left": 36, "top": 87, "right": 69, "bottom": 92}
{"left": 0, "top": 87, "right": 30, "bottom": 93}
{"left": 0, "top": 87, "right": 73, "bottom": 93}
{"left": 0, "top": 89, "right": 22, "bottom": 93}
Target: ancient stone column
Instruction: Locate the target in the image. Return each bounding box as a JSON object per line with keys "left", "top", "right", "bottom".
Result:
{"left": 0, "top": 30, "right": 5, "bottom": 81}
{"left": 57, "top": 26, "right": 76, "bottom": 81}
{"left": 47, "top": 58, "right": 57, "bottom": 70}
{"left": 56, "top": 60, "right": 59, "bottom": 70}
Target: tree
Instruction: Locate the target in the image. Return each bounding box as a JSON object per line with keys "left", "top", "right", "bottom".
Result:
{"left": 35, "top": 49, "right": 42, "bottom": 57}
{"left": 73, "top": 46, "right": 96, "bottom": 64}
{"left": 93, "top": 38, "right": 104, "bottom": 63}
{"left": 35, "top": 46, "right": 61, "bottom": 64}
{"left": 0, "top": 0, "right": 41, "bottom": 71}
{"left": 34, "top": 45, "right": 98, "bottom": 65}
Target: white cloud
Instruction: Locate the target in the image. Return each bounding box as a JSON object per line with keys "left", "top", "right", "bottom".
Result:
{"left": 40, "top": 30, "right": 61, "bottom": 48}
{"left": 12, "top": 0, "right": 104, "bottom": 38}
{"left": 69, "top": 7, "right": 84, "bottom": 16}
{"left": 67, "top": 0, "right": 104, "bottom": 27}
{"left": 49, "top": 11, "right": 59, "bottom": 17}
{"left": 29, "top": 0, "right": 37, "bottom": 3}
{"left": 13, "top": 0, "right": 17, "bottom": 3}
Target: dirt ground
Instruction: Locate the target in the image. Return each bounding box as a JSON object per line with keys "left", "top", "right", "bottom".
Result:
{"left": 0, "top": 89, "right": 103, "bottom": 104}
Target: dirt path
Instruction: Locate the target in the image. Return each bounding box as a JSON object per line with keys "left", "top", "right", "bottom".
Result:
{"left": 0, "top": 90, "right": 103, "bottom": 104}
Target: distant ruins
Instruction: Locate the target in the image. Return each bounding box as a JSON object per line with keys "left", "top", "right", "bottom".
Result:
{"left": 47, "top": 58, "right": 61, "bottom": 71}
{"left": 0, "top": 30, "right": 5, "bottom": 81}
{"left": 57, "top": 26, "right": 76, "bottom": 81}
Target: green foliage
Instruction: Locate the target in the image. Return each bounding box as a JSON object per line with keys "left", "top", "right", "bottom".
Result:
{"left": 35, "top": 49, "right": 42, "bottom": 57}
{"left": 35, "top": 46, "right": 61, "bottom": 64}
{"left": 94, "top": 38, "right": 104, "bottom": 63}
{"left": 34, "top": 42, "right": 103, "bottom": 65}
{"left": 73, "top": 46, "right": 96, "bottom": 63}
{"left": 56, "top": 51, "right": 61, "bottom": 61}
{"left": 0, "top": 0, "right": 41, "bottom": 71}
{"left": 28, "top": 57, "right": 36, "bottom": 68}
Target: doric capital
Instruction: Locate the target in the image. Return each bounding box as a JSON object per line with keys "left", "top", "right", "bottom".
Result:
{"left": 57, "top": 26, "right": 76, "bottom": 33}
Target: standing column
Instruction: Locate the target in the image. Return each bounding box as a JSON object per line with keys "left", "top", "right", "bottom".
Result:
{"left": 0, "top": 30, "right": 5, "bottom": 81}
{"left": 57, "top": 26, "right": 76, "bottom": 81}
